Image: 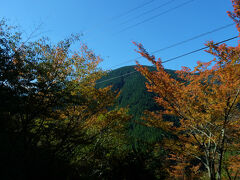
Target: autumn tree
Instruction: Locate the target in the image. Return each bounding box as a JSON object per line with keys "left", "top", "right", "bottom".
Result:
{"left": 135, "top": 0, "right": 240, "bottom": 179}
{"left": 0, "top": 20, "right": 130, "bottom": 179}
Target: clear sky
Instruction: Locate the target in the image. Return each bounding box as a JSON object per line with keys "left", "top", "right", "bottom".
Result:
{"left": 0, "top": 0, "right": 238, "bottom": 70}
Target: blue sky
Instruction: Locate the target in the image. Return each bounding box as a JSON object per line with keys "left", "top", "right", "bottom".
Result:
{"left": 0, "top": 0, "right": 238, "bottom": 70}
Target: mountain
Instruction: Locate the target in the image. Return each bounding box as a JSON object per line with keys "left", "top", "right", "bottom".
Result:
{"left": 96, "top": 65, "right": 177, "bottom": 143}
{"left": 96, "top": 65, "right": 176, "bottom": 118}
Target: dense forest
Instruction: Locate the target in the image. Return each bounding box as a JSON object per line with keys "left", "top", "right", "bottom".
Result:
{"left": 0, "top": 20, "right": 168, "bottom": 180}
{"left": 1, "top": 0, "right": 240, "bottom": 179}
{"left": 96, "top": 66, "right": 177, "bottom": 144}
{"left": 96, "top": 65, "right": 178, "bottom": 117}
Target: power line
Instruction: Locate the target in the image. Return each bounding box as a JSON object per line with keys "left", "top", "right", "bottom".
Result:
{"left": 120, "top": 0, "right": 176, "bottom": 26}
{"left": 161, "top": 35, "right": 238, "bottom": 63}
{"left": 118, "top": 0, "right": 195, "bottom": 33}
{"left": 111, "top": 0, "right": 157, "bottom": 21}
{"left": 110, "top": 23, "right": 235, "bottom": 69}
{"left": 83, "top": 0, "right": 158, "bottom": 38}
{"left": 96, "top": 70, "right": 138, "bottom": 84}
{"left": 151, "top": 23, "right": 235, "bottom": 54}
{"left": 96, "top": 35, "right": 238, "bottom": 85}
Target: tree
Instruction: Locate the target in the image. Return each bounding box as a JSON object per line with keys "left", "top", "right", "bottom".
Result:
{"left": 135, "top": 0, "right": 240, "bottom": 179}
{"left": 0, "top": 20, "right": 130, "bottom": 179}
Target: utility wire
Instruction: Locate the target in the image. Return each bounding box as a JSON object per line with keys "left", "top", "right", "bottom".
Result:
{"left": 118, "top": 0, "right": 194, "bottom": 33}
{"left": 152, "top": 23, "right": 235, "bottom": 54}
{"left": 110, "top": 23, "right": 235, "bottom": 69}
{"left": 120, "top": 0, "right": 176, "bottom": 26}
{"left": 96, "top": 35, "right": 238, "bottom": 85}
{"left": 161, "top": 35, "right": 238, "bottom": 63}
{"left": 111, "top": 0, "right": 157, "bottom": 21}
{"left": 96, "top": 71, "right": 138, "bottom": 85}
{"left": 84, "top": 0, "right": 157, "bottom": 37}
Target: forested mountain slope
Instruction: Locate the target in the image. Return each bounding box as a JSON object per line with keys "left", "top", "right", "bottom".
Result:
{"left": 96, "top": 66, "right": 177, "bottom": 142}
{"left": 97, "top": 65, "right": 176, "bottom": 118}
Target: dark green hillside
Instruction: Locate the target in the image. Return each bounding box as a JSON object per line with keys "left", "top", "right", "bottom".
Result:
{"left": 97, "top": 65, "right": 176, "bottom": 118}
{"left": 96, "top": 66, "right": 177, "bottom": 143}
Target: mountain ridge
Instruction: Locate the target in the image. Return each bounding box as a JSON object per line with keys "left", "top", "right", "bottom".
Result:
{"left": 97, "top": 65, "right": 176, "bottom": 118}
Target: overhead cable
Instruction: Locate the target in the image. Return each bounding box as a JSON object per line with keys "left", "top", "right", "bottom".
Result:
{"left": 111, "top": 23, "right": 235, "bottom": 69}
{"left": 111, "top": 0, "right": 157, "bottom": 21}
{"left": 118, "top": 0, "right": 195, "bottom": 33}
{"left": 96, "top": 35, "right": 238, "bottom": 85}
{"left": 120, "top": 0, "right": 176, "bottom": 25}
